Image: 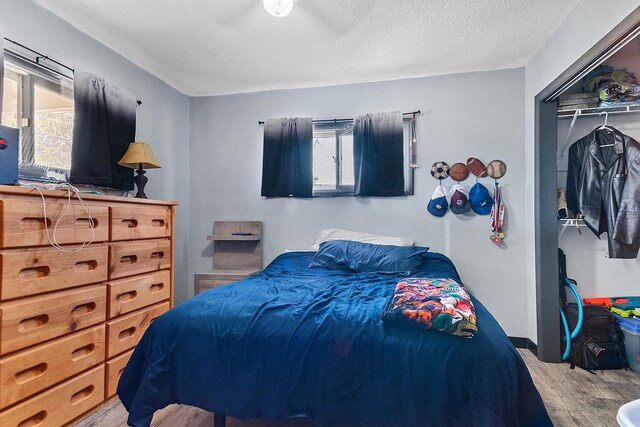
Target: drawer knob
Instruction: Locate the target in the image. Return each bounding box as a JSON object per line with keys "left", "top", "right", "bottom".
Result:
{"left": 120, "top": 255, "right": 138, "bottom": 265}
{"left": 71, "top": 343, "right": 96, "bottom": 362}
{"left": 15, "top": 363, "right": 48, "bottom": 385}
{"left": 121, "top": 219, "right": 138, "bottom": 228}
{"left": 69, "top": 385, "right": 95, "bottom": 406}
{"left": 18, "top": 314, "right": 49, "bottom": 332}
{"left": 117, "top": 291, "right": 137, "bottom": 302}
{"left": 71, "top": 302, "right": 97, "bottom": 318}
{"left": 17, "top": 410, "right": 46, "bottom": 427}
{"left": 150, "top": 251, "right": 164, "bottom": 260}
{"left": 75, "top": 218, "right": 96, "bottom": 228}
{"left": 19, "top": 217, "right": 51, "bottom": 231}
{"left": 74, "top": 260, "right": 98, "bottom": 273}
{"left": 18, "top": 266, "right": 51, "bottom": 280}
{"left": 151, "top": 219, "right": 165, "bottom": 227}
{"left": 150, "top": 283, "right": 164, "bottom": 293}
{"left": 118, "top": 327, "right": 136, "bottom": 341}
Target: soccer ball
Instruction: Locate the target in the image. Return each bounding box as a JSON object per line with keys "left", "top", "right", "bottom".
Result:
{"left": 431, "top": 161, "right": 450, "bottom": 180}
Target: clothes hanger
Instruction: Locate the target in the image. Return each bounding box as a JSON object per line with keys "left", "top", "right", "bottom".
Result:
{"left": 597, "top": 111, "right": 615, "bottom": 147}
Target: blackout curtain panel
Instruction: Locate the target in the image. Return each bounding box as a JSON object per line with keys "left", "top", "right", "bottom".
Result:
{"left": 353, "top": 111, "right": 404, "bottom": 196}
{"left": 261, "top": 117, "right": 313, "bottom": 197}
{"left": 0, "top": 35, "right": 4, "bottom": 120}
{"left": 70, "top": 68, "right": 136, "bottom": 190}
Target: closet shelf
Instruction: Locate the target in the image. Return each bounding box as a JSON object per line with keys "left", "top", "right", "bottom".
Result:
{"left": 559, "top": 218, "right": 586, "bottom": 227}
{"left": 558, "top": 104, "right": 640, "bottom": 118}
{"left": 558, "top": 218, "right": 586, "bottom": 240}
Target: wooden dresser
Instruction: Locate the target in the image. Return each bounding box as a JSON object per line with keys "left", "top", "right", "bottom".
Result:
{"left": 0, "top": 186, "right": 177, "bottom": 426}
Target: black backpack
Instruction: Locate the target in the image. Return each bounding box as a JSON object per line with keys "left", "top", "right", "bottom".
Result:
{"left": 565, "top": 303, "right": 629, "bottom": 371}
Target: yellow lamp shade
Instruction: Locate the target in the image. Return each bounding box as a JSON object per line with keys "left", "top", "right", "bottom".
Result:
{"left": 118, "top": 142, "right": 161, "bottom": 169}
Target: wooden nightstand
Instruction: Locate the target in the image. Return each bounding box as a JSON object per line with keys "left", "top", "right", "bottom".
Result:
{"left": 194, "top": 221, "right": 262, "bottom": 295}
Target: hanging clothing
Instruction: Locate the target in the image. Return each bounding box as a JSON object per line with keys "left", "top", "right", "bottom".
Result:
{"left": 566, "top": 127, "right": 640, "bottom": 258}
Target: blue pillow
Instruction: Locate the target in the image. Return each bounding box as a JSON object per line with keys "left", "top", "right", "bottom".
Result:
{"left": 309, "top": 240, "right": 428, "bottom": 274}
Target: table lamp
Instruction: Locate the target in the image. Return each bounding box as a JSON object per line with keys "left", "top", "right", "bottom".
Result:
{"left": 118, "top": 142, "right": 161, "bottom": 198}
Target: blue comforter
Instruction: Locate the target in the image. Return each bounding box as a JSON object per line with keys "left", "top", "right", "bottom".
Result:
{"left": 119, "top": 252, "right": 551, "bottom": 427}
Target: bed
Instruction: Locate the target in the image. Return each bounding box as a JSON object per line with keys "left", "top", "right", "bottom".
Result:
{"left": 118, "top": 250, "right": 552, "bottom": 427}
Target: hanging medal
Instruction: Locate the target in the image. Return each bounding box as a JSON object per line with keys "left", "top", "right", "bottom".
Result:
{"left": 487, "top": 160, "right": 507, "bottom": 244}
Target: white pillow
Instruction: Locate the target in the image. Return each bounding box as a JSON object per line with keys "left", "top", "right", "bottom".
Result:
{"left": 309, "top": 228, "right": 415, "bottom": 251}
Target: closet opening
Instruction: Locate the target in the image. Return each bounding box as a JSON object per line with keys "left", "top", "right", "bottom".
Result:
{"left": 535, "top": 7, "right": 640, "bottom": 363}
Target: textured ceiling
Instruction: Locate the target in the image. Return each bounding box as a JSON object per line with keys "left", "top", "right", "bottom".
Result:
{"left": 34, "top": 0, "right": 582, "bottom": 96}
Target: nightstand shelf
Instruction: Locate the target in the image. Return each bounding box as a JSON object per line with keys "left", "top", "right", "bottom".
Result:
{"left": 207, "top": 234, "right": 261, "bottom": 241}
{"left": 195, "top": 221, "right": 262, "bottom": 295}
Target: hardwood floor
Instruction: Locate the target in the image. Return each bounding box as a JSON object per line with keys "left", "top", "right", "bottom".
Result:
{"left": 75, "top": 349, "right": 640, "bottom": 427}
{"left": 520, "top": 349, "right": 640, "bottom": 426}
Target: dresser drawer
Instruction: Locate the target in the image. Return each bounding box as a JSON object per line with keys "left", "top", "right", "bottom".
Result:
{"left": 106, "top": 302, "right": 169, "bottom": 358}
{"left": 0, "top": 198, "right": 109, "bottom": 248}
{"left": 0, "top": 325, "right": 105, "bottom": 409}
{"left": 0, "top": 245, "right": 108, "bottom": 301}
{"left": 0, "top": 285, "right": 106, "bottom": 355}
{"left": 105, "top": 349, "right": 133, "bottom": 399}
{"left": 110, "top": 205, "right": 171, "bottom": 241}
{"left": 109, "top": 239, "right": 171, "bottom": 280}
{"left": 107, "top": 270, "right": 171, "bottom": 318}
{"left": 0, "top": 364, "right": 104, "bottom": 427}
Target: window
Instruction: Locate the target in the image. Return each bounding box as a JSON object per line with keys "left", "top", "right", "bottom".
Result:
{"left": 3, "top": 58, "right": 74, "bottom": 181}
{"left": 312, "top": 121, "right": 354, "bottom": 195}
{"left": 312, "top": 118, "right": 415, "bottom": 196}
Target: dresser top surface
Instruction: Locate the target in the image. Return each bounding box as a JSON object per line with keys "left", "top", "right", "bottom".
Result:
{"left": 0, "top": 185, "right": 178, "bottom": 206}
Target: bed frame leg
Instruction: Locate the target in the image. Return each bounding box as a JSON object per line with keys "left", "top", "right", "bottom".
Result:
{"left": 214, "top": 413, "right": 226, "bottom": 427}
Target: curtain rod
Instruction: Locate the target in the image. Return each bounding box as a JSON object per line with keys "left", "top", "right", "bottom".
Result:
{"left": 4, "top": 37, "right": 143, "bottom": 106}
{"left": 258, "top": 110, "right": 421, "bottom": 125}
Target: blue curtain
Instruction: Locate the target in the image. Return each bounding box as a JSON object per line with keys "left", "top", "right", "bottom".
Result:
{"left": 70, "top": 69, "right": 136, "bottom": 190}
{"left": 353, "top": 111, "right": 404, "bottom": 196}
{"left": 261, "top": 117, "right": 313, "bottom": 197}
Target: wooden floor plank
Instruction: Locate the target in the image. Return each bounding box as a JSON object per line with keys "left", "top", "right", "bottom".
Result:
{"left": 73, "top": 350, "right": 640, "bottom": 427}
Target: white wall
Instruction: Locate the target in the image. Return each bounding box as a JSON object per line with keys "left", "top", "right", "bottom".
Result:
{"left": 524, "top": 0, "right": 640, "bottom": 343}
{"left": 0, "top": 0, "right": 191, "bottom": 303}
{"left": 189, "top": 68, "right": 530, "bottom": 337}
{"left": 6, "top": 0, "right": 639, "bottom": 341}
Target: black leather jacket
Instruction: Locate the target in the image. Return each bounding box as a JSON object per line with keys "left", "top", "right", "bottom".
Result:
{"left": 566, "top": 127, "right": 640, "bottom": 259}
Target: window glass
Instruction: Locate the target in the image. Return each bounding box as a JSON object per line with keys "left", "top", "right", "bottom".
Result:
{"left": 311, "top": 118, "right": 414, "bottom": 196}
{"left": 2, "top": 76, "right": 18, "bottom": 128}
{"left": 4, "top": 59, "right": 74, "bottom": 180}
{"left": 33, "top": 83, "right": 73, "bottom": 170}
{"left": 313, "top": 134, "right": 337, "bottom": 188}
{"left": 340, "top": 134, "right": 354, "bottom": 186}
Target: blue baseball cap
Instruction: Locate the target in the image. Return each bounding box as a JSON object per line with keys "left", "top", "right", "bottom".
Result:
{"left": 427, "top": 185, "right": 448, "bottom": 217}
{"left": 469, "top": 182, "right": 493, "bottom": 215}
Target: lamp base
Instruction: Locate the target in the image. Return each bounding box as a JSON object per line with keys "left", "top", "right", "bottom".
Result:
{"left": 134, "top": 167, "right": 148, "bottom": 199}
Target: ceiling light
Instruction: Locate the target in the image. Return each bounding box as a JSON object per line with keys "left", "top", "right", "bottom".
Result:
{"left": 263, "top": 0, "right": 294, "bottom": 17}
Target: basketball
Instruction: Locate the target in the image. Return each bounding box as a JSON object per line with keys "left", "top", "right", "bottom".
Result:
{"left": 449, "top": 163, "right": 469, "bottom": 182}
